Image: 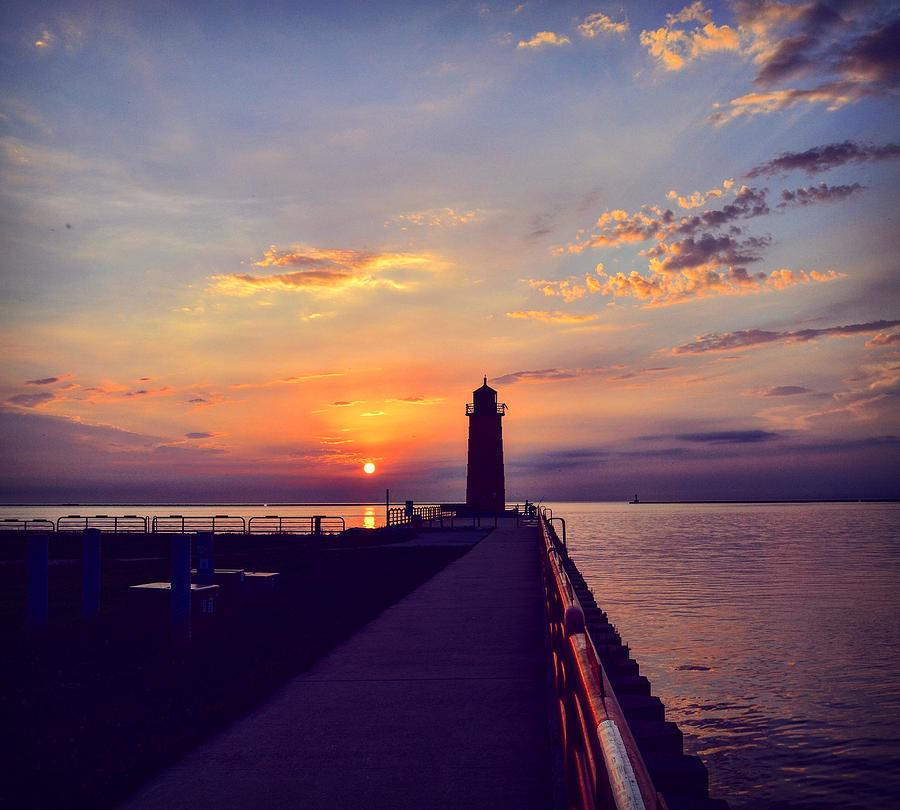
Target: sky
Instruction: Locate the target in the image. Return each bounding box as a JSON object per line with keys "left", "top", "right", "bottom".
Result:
{"left": 1, "top": 0, "right": 898, "bottom": 503}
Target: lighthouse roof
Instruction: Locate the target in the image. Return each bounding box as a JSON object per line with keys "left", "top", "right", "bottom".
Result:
{"left": 475, "top": 375, "right": 496, "bottom": 394}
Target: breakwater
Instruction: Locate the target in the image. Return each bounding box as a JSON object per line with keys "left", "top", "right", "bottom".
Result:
{"left": 541, "top": 510, "right": 728, "bottom": 809}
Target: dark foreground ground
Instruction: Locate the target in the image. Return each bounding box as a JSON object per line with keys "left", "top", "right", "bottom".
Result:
{"left": 1, "top": 530, "right": 471, "bottom": 810}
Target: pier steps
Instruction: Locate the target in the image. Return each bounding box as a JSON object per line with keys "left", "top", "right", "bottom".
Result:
{"left": 559, "top": 553, "right": 727, "bottom": 809}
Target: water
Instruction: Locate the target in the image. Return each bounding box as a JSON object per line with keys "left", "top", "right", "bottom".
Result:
{"left": 547, "top": 501, "right": 900, "bottom": 809}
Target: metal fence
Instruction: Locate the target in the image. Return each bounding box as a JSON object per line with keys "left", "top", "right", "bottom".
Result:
{"left": 56, "top": 514, "right": 149, "bottom": 533}
{"left": 2, "top": 513, "right": 347, "bottom": 535}
{"left": 247, "top": 515, "right": 345, "bottom": 535}
{"left": 540, "top": 511, "right": 659, "bottom": 810}
{"left": 0, "top": 518, "right": 56, "bottom": 533}
{"left": 151, "top": 515, "right": 247, "bottom": 534}
{"left": 386, "top": 505, "right": 459, "bottom": 527}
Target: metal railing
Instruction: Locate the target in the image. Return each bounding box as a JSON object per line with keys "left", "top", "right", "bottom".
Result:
{"left": 540, "top": 512, "right": 660, "bottom": 810}
{"left": 55, "top": 514, "right": 149, "bottom": 533}
{"left": 6, "top": 513, "right": 347, "bottom": 536}
{"left": 151, "top": 515, "right": 247, "bottom": 534}
{"left": 0, "top": 518, "right": 55, "bottom": 532}
{"left": 386, "top": 505, "right": 458, "bottom": 527}
{"left": 465, "top": 402, "right": 507, "bottom": 415}
{"left": 247, "top": 515, "right": 345, "bottom": 535}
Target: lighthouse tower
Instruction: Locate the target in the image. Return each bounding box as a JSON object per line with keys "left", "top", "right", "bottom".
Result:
{"left": 465, "top": 377, "right": 507, "bottom": 514}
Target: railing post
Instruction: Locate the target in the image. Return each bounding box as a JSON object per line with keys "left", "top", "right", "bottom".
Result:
{"left": 171, "top": 535, "right": 191, "bottom": 647}
{"left": 196, "top": 532, "right": 214, "bottom": 586}
{"left": 26, "top": 533, "right": 49, "bottom": 631}
{"left": 82, "top": 527, "right": 102, "bottom": 619}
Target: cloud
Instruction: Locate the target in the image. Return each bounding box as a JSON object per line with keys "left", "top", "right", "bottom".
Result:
{"left": 837, "top": 17, "right": 900, "bottom": 85}
{"left": 866, "top": 331, "right": 900, "bottom": 348}
{"left": 230, "top": 372, "right": 343, "bottom": 390}
{"left": 493, "top": 368, "right": 586, "bottom": 385}
{"left": 672, "top": 430, "right": 781, "bottom": 443}
{"left": 746, "top": 140, "right": 900, "bottom": 177}
{"left": 578, "top": 12, "right": 629, "bottom": 38}
{"left": 360, "top": 410, "right": 386, "bottom": 417}
{"left": 648, "top": 232, "right": 769, "bottom": 273}
{"left": 673, "top": 319, "right": 900, "bottom": 355}
{"left": 493, "top": 365, "right": 671, "bottom": 386}
{"left": 548, "top": 179, "right": 854, "bottom": 306}
{"left": 666, "top": 179, "right": 733, "bottom": 209}
{"left": 708, "top": 81, "right": 865, "bottom": 125}
{"left": 517, "top": 31, "right": 571, "bottom": 49}
{"left": 25, "top": 376, "right": 61, "bottom": 385}
{"left": 778, "top": 183, "right": 864, "bottom": 208}
{"left": 640, "top": 4, "right": 740, "bottom": 71}
{"left": 506, "top": 310, "right": 599, "bottom": 324}
{"left": 568, "top": 185, "right": 769, "bottom": 253}
{"left": 210, "top": 245, "right": 442, "bottom": 296}
{"left": 762, "top": 385, "right": 813, "bottom": 397}
{"left": 386, "top": 208, "right": 483, "bottom": 228}
{"left": 709, "top": 8, "right": 900, "bottom": 124}
{"left": 596, "top": 265, "right": 841, "bottom": 307}
{"left": 7, "top": 392, "right": 55, "bottom": 408}
{"left": 388, "top": 396, "right": 445, "bottom": 405}
{"left": 526, "top": 277, "right": 590, "bottom": 302}
{"left": 329, "top": 400, "right": 363, "bottom": 407}
{"left": 185, "top": 432, "right": 213, "bottom": 439}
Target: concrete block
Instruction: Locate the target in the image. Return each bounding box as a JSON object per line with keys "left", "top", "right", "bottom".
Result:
{"left": 129, "top": 582, "right": 220, "bottom": 636}
{"left": 243, "top": 571, "right": 280, "bottom": 602}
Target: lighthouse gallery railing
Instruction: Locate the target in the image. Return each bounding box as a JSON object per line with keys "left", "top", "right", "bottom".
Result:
{"left": 540, "top": 511, "right": 661, "bottom": 810}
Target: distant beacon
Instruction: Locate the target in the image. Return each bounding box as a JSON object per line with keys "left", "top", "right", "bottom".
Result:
{"left": 465, "top": 377, "right": 507, "bottom": 514}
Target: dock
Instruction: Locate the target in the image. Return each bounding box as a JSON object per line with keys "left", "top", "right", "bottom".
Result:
{"left": 121, "top": 521, "right": 555, "bottom": 809}
{"left": 7, "top": 508, "right": 729, "bottom": 809}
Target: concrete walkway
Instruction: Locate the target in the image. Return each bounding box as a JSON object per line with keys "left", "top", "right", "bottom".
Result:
{"left": 121, "top": 524, "right": 553, "bottom": 810}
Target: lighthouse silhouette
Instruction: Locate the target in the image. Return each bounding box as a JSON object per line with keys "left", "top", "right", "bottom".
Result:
{"left": 465, "top": 377, "right": 507, "bottom": 514}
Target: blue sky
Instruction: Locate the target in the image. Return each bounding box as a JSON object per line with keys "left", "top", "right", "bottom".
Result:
{"left": 1, "top": 0, "right": 898, "bottom": 501}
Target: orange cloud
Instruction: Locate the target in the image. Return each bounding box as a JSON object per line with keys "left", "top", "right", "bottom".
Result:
{"left": 865, "top": 331, "right": 900, "bottom": 348}
{"left": 640, "top": 4, "right": 740, "bottom": 71}
{"left": 387, "top": 396, "right": 445, "bottom": 405}
{"left": 506, "top": 310, "right": 599, "bottom": 324}
{"left": 231, "top": 372, "right": 343, "bottom": 390}
{"left": 709, "top": 82, "right": 862, "bottom": 125}
{"left": 386, "top": 208, "right": 483, "bottom": 228}
{"left": 517, "top": 31, "right": 571, "bottom": 49}
{"left": 666, "top": 179, "right": 733, "bottom": 209}
{"left": 598, "top": 266, "right": 842, "bottom": 307}
{"left": 578, "top": 12, "right": 629, "bottom": 38}
{"left": 210, "top": 244, "right": 443, "bottom": 296}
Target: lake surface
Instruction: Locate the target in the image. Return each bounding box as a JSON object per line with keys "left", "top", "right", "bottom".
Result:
{"left": 546, "top": 501, "right": 900, "bottom": 810}
{"left": 4, "top": 500, "right": 898, "bottom": 807}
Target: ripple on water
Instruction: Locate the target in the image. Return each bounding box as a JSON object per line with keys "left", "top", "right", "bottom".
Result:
{"left": 551, "top": 501, "right": 900, "bottom": 810}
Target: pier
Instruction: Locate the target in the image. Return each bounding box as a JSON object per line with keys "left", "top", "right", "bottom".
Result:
{"left": 121, "top": 520, "right": 553, "bottom": 809}
{"left": 90, "top": 511, "right": 724, "bottom": 810}
{"left": 3, "top": 506, "right": 730, "bottom": 808}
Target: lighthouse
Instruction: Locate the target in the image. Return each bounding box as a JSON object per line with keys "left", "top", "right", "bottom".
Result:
{"left": 465, "top": 377, "right": 507, "bottom": 514}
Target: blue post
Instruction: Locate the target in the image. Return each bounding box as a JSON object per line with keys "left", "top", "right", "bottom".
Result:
{"left": 171, "top": 535, "right": 191, "bottom": 647}
{"left": 196, "top": 531, "right": 214, "bottom": 586}
{"left": 82, "top": 527, "right": 101, "bottom": 618}
{"left": 27, "top": 533, "right": 49, "bottom": 630}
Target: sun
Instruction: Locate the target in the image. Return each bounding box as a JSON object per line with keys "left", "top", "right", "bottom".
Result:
{"left": 363, "top": 461, "right": 376, "bottom": 475}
